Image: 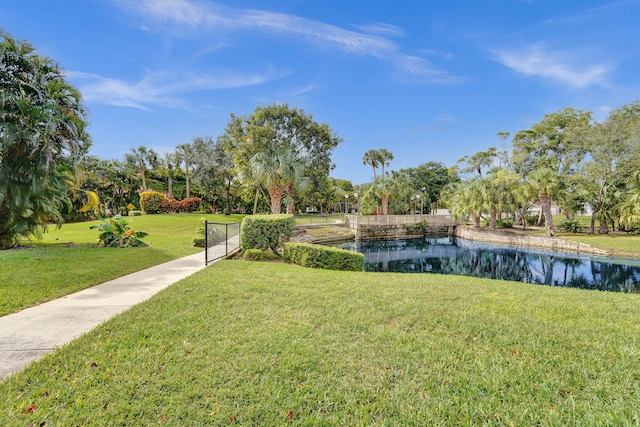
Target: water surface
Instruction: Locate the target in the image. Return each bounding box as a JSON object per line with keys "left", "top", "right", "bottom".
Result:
{"left": 335, "top": 237, "right": 640, "bottom": 293}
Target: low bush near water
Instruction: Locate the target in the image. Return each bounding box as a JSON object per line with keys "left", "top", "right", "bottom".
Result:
{"left": 240, "top": 214, "right": 294, "bottom": 252}
{"left": 243, "top": 248, "right": 280, "bottom": 261}
{"left": 283, "top": 242, "right": 364, "bottom": 271}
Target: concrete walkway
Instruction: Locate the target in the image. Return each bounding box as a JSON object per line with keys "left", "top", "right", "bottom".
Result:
{"left": 0, "top": 251, "right": 209, "bottom": 380}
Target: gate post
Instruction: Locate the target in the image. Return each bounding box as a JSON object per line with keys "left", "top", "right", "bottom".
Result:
{"left": 205, "top": 220, "right": 209, "bottom": 265}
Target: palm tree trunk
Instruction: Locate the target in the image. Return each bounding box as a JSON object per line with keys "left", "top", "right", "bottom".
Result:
{"left": 540, "top": 192, "right": 554, "bottom": 236}
{"left": 489, "top": 207, "right": 497, "bottom": 229}
{"left": 286, "top": 182, "right": 295, "bottom": 214}
{"left": 253, "top": 186, "right": 260, "bottom": 214}
{"left": 381, "top": 196, "right": 389, "bottom": 215}
{"left": 268, "top": 184, "right": 283, "bottom": 214}
{"left": 472, "top": 213, "right": 481, "bottom": 228}
{"left": 185, "top": 165, "right": 190, "bottom": 199}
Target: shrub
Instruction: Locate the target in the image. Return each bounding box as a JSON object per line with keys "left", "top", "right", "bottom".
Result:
{"left": 283, "top": 242, "right": 364, "bottom": 271}
{"left": 159, "top": 198, "right": 180, "bottom": 213}
{"left": 90, "top": 215, "right": 148, "bottom": 247}
{"left": 192, "top": 236, "right": 206, "bottom": 247}
{"left": 139, "top": 191, "right": 167, "bottom": 214}
{"left": 128, "top": 210, "right": 142, "bottom": 217}
{"left": 243, "top": 249, "right": 279, "bottom": 261}
{"left": 240, "top": 214, "right": 294, "bottom": 252}
{"left": 406, "top": 221, "right": 429, "bottom": 234}
{"left": 559, "top": 219, "right": 583, "bottom": 233}
{"left": 180, "top": 197, "right": 202, "bottom": 213}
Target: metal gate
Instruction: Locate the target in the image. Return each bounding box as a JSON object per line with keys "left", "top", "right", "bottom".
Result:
{"left": 205, "top": 221, "right": 241, "bottom": 265}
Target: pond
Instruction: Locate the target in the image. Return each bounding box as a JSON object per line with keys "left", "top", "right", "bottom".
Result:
{"left": 334, "top": 237, "right": 640, "bottom": 293}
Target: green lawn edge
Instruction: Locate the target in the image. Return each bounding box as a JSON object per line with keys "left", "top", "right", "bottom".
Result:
{"left": 2, "top": 260, "right": 640, "bottom": 425}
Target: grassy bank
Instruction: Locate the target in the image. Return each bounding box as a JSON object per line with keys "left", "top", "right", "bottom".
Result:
{"left": 0, "top": 214, "right": 244, "bottom": 316}
{"left": 2, "top": 261, "right": 640, "bottom": 425}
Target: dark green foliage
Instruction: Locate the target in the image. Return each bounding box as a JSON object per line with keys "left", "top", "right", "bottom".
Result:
{"left": 139, "top": 191, "right": 166, "bottom": 214}
{"left": 559, "top": 219, "right": 583, "bottom": 233}
{"left": 192, "top": 236, "right": 206, "bottom": 247}
{"left": 243, "top": 248, "right": 279, "bottom": 261}
{"left": 90, "top": 215, "right": 148, "bottom": 247}
{"left": 0, "top": 31, "right": 90, "bottom": 248}
{"left": 240, "top": 214, "right": 294, "bottom": 251}
{"left": 405, "top": 221, "right": 430, "bottom": 234}
{"left": 283, "top": 242, "right": 364, "bottom": 271}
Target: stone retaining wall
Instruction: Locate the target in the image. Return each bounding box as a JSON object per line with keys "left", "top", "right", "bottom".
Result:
{"left": 454, "top": 226, "right": 612, "bottom": 256}
{"left": 355, "top": 224, "right": 452, "bottom": 241}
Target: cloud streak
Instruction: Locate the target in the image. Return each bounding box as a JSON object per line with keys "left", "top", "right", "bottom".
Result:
{"left": 114, "top": 0, "right": 462, "bottom": 83}
{"left": 492, "top": 43, "right": 612, "bottom": 88}
{"left": 68, "top": 68, "right": 284, "bottom": 110}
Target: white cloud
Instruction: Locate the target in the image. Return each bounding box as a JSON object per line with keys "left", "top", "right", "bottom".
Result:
{"left": 492, "top": 42, "right": 612, "bottom": 88}
{"left": 113, "top": 0, "right": 460, "bottom": 83}
{"left": 67, "top": 68, "right": 284, "bottom": 109}
{"left": 353, "top": 22, "right": 405, "bottom": 37}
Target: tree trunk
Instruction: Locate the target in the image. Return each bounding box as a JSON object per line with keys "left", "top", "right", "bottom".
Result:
{"left": 167, "top": 176, "right": 173, "bottom": 199}
{"left": 224, "top": 180, "right": 231, "bottom": 215}
{"left": 489, "top": 207, "right": 497, "bottom": 229}
{"left": 141, "top": 167, "right": 147, "bottom": 191}
{"left": 185, "top": 165, "right": 190, "bottom": 199}
{"left": 540, "top": 192, "right": 554, "bottom": 236}
{"left": 286, "top": 182, "right": 295, "bottom": 214}
{"left": 472, "top": 213, "right": 481, "bottom": 228}
{"left": 268, "top": 184, "right": 283, "bottom": 214}
{"left": 381, "top": 196, "right": 389, "bottom": 215}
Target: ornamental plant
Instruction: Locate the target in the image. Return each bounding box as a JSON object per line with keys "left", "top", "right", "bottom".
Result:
{"left": 139, "top": 191, "right": 167, "bottom": 214}
{"left": 90, "top": 215, "right": 148, "bottom": 247}
{"left": 180, "top": 197, "right": 202, "bottom": 213}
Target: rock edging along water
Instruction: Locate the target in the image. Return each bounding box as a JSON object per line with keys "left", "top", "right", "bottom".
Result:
{"left": 453, "top": 226, "right": 612, "bottom": 256}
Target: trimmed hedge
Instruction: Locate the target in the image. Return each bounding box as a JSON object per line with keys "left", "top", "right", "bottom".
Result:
{"left": 240, "top": 214, "right": 294, "bottom": 252}
{"left": 283, "top": 242, "right": 364, "bottom": 271}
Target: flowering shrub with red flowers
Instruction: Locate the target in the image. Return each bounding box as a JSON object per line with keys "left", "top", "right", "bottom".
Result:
{"left": 180, "top": 197, "right": 202, "bottom": 213}
{"left": 159, "top": 198, "right": 180, "bottom": 213}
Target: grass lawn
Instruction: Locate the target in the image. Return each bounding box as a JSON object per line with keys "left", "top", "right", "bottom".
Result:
{"left": 0, "top": 214, "right": 244, "bottom": 316}
{"left": 2, "top": 261, "right": 640, "bottom": 425}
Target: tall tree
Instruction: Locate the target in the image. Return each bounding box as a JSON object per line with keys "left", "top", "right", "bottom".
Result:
{"left": 163, "top": 152, "right": 180, "bottom": 199}
{"left": 393, "top": 161, "right": 458, "bottom": 213}
{"left": 125, "top": 146, "right": 158, "bottom": 191}
{"left": 512, "top": 107, "right": 592, "bottom": 176}
{"left": 378, "top": 148, "right": 394, "bottom": 178}
{"left": 225, "top": 103, "right": 341, "bottom": 213}
{"left": 176, "top": 142, "right": 196, "bottom": 198}
{"left": 457, "top": 147, "right": 498, "bottom": 177}
{"left": 362, "top": 149, "right": 381, "bottom": 180}
{"left": 0, "top": 31, "right": 91, "bottom": 248}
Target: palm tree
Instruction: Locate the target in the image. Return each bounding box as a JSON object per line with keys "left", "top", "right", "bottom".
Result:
{"left": 176, "top": 142, "right": 196, "bottom": 198}
{"left": 378, "top": 148, "right": 394, "bottom": 178}
{"left": 125, "top": 146, "right": 158, "bottom": 191}
{"left": 527, "top": 168, "right": 561, "bottom": 236}
{"left": 362, "top": 149, "right": 381, "bottom": 180}
{"left": 0, "top": 32, "right": 90, "bottom": 248}
{"left": 250, "top": 143, "right": 306, "bottom": 214}
{"left": 163, "top": 153, "right": 180, "bottom": 199}
{"left": 443, "top": 178, "right": 486, "bottom": 228}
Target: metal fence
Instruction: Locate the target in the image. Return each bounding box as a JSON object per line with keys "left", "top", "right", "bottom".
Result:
{"left": 205, "top": 221, "right": 241, "bottom": 265}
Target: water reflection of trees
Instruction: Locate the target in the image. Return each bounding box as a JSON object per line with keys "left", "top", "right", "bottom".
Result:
{"left": 352, "top": 238, "right": 640, "bottom": 293}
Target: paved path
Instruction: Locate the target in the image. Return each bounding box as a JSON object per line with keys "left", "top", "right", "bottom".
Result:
{"left": 0, "top": 251, "right": 209, "bottom": 380}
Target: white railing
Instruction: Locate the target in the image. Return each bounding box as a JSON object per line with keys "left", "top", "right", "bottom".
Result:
{"left": 345, "top": 215, "right": 455, "bottom": 229}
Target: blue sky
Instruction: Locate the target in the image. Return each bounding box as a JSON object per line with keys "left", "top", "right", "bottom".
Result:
{"left": 2, "top": 0, "right": 639, "bottom": 184}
